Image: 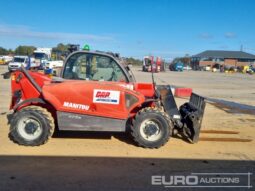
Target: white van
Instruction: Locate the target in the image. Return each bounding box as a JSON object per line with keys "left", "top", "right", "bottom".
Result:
{"left": 8, "top": 56, "right": 29, "bottom": 71}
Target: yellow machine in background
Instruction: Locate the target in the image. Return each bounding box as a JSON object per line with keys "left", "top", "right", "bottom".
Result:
{"left": 0, "top": 58, "right": 5, "bottom": 65}
{"left": 239, "top": 65, "right": 254, "bottom": 74}
{"left": 241, "top": 66, "right": 249, "bottom": 73}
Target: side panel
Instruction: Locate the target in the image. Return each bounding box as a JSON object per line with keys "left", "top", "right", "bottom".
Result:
{"left": 43, "top": 81, "right": 129, "bottom": 119}
{"left": 10, "top": 72, "right": 41, "bottom": 110}
{"left": 57, "top": 111, "right": 126, "bottom": 132}
{"left": 10, "top": 69, "right": 51, "bottom": 110}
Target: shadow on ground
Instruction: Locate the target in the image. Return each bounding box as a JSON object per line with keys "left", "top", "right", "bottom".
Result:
{"left": 0, "top": 155, "right": 254, "bottom": 191}
{"left": 1, "top": 71, "right": 11, "bottom": 79}
{"left": 207, "top": 98, "right": 255, "bottom": 115}
{"left": 53, "top": 130, "right": 137, "bottom": 146}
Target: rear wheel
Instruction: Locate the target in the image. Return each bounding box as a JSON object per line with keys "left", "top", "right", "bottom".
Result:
{"left": 131, "top": 107, "right": 172, "bottom": 148}
{"left": 9, "top": 106, "right": 54, "bottom": 146}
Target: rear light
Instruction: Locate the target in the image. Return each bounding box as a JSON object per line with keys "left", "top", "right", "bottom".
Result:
{"left": 125, "top": 93, "right": 138, "bottom": 109}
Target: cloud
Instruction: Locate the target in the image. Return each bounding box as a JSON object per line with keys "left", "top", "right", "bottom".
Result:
{"left": 0, "top": 24, "right": 114, "bottom": 42}
{"left": 224, "top": 32, "right": 237, "bottom": 39}
{"left": 199, "top": 33, "right": 214, "bottom": 40}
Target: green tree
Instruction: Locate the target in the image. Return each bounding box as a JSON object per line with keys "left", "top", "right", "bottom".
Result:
{"left": 8, "top": 49, "right": 14, "bottom": 55}
{"left": 52, "top": 43, "right": 69, "bottom": 53}
{"left": 15, "top": 46, "right": 36, "bottom": 55}
{"left": 0, "top": 47, "right": 8, "bottom": 55}
{"left": 52, "top": 43, "right": 70, "bottom": 60}
{"left": 125, "top": 57, "right": 143, "bottom": 66}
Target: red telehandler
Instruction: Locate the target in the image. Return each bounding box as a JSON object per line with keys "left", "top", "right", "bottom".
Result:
{"left": 142, "top": 56, "right": 165, "bottom": 72}
{"left": 9, "top": 50, "right": 205, "bottom": 148}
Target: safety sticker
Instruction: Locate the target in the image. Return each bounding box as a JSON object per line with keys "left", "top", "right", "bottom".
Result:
{"left": 93, "top": 89, "right": 120, "bottom": 104}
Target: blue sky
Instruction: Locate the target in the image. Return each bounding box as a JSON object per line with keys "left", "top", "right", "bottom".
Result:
{"left": 0, "top": 0, "right": 255, "bottom": 60}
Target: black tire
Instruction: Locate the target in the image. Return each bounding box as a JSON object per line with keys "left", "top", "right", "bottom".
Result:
{"left": 131, "top": 107, "right": 172, "bottom": 148}
{"left": 9, "top": 106, "right": 55, "bottom": 146}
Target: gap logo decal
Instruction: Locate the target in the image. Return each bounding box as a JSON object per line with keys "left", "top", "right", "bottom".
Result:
{"left": 93, "top": 89, "right": 120, "bottom": 104}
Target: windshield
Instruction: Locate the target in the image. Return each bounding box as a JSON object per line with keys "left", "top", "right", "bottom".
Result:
{"left": 33, "top": 52, "right": 48, "bottom": 60}
{"left": 63, "top": 53, "right": 128, "bottom": 82}
{"left": 13, "top": 57, "right": 25, "bottom": 63}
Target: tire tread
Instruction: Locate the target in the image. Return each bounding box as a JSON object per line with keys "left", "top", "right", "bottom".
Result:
{"left": 131, "top": 107, "right": 172, "bottom": 148}
{"left": 9, "top": 106, "right": 55, "bottom": 146}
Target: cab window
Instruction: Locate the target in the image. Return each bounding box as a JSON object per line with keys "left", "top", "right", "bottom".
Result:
{"left": 63, "top": 53, "right": 128, "bottom": 82}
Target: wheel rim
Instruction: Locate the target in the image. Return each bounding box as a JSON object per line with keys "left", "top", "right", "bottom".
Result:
{"left": 17, "top": 117, "right": 43, "bottom": 141}
{"left": 140, "top": 119, "right": 163, "bottom": 142}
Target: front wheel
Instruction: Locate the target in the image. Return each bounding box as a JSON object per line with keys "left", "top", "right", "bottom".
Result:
{"left": 131, "top": 107, "right": 172, "bottom": 148}
{"left": 9, "top": 106, "right": 55, "bottom": 146}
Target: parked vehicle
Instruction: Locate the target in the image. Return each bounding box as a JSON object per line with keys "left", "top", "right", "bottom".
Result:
{"left": 0, "top": 58, "right": 5, "bottom": 65}
{"left": 143, "top": 56, "right": 165, "bottom": 72}
{"left": 0, "top": 55, "right": 13, "bottom": 65}
{"left": 246, "top": 65, "right": 254, "bottom": 74}
{"left": 142, "top": 56, "right": 154, "bottom": 72}
{"left": 169, "top": 62, "right": 184, "bottom": 71}
{"left": 8, "top": 56, "right": 29, "bottom": 71}
{"left": 32, "top": 48, "right": 51, "bottom": 69}
{"left": 32, "top": 48, "right": 63, "bottom": 70}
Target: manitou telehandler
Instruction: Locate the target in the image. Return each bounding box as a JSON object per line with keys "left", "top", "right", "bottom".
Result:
{"left": 9, "top": 50, "right": 205, "bottom": 148}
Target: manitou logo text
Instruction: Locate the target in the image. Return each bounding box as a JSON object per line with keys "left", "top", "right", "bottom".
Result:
{"left": 63, "top": 102, "right": 90, "bottom": 111}
{"left": 93, "top": 89, "right": 120, "bottom": 104}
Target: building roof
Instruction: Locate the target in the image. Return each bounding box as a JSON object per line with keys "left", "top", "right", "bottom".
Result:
{"left": 192, "top": 50, "right": 255, "bottom": 59}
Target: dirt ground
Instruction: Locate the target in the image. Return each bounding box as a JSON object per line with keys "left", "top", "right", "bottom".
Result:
{"left": 0, "top": 65, "right": 254, "bottom": 190}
